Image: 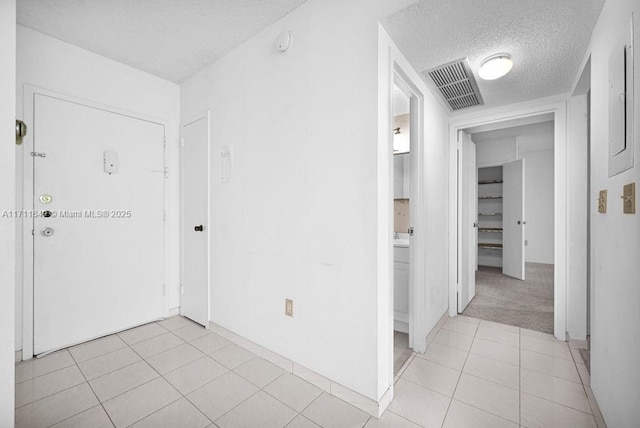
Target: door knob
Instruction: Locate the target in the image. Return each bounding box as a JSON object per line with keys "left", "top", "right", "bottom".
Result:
{"left": 40, "top": 227, "right": 54, "bottom": 237}
{"left": 194, "top": 225, "right": 204, "bottom": 232}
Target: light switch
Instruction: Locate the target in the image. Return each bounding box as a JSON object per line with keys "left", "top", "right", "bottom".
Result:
{"left": 598, "top": 190, "right": 607, "bottom": 213}
{"left": 103, "top": 150, "right": 118, "bottom": 175}
{"left": 622, "top": 182, "right": 635, "bottom": 214}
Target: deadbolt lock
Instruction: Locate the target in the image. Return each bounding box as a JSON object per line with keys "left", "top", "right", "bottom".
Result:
{"left": 40, "top": 227, "right": 54, "bottom": 237}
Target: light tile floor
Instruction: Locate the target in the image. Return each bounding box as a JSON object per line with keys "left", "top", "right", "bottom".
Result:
{"left": 14, "top": 315, "right": 605, "bottom": 428}
{"left": 394, "top": 331, "right": 413, "bottom": 376}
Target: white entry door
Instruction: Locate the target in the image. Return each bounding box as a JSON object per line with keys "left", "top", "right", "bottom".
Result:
{"left": 33, "top": 94, "right": 165, "bottom": 355}
{"left": 503, "top": 159, "right": 526, "bottom": 280}
{"left": 459, "top": 131, "right": 477, "bottom": 312}
{"left": 180, "top": 115, "right": 210, "bottom": 326}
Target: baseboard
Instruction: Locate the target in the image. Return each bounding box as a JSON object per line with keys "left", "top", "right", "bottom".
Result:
{"left": 394, "top": 319, "right": 409, "bottom": 334}
{"left": 423, "top": 310, "right": 449, "bottom": 351}
{"left": 208, "top": 321, "right": 389, "bottom": 417}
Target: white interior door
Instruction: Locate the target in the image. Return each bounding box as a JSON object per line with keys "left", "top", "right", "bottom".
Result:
{"left": 180, "top": 115, "right": 210, "bottom": 326}
{"left": 503, "top": 159, "right": 526, "bottom": 280}
{"left": 33, "top": 94, "right": 165, "bottom": 355}
{"left": 459, "top": 131, "right": 477, "bottom": 312}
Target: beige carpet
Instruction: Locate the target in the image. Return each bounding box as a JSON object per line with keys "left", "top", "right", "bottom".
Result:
{"left": 462, "top": 263, "right": 554, "bottom": 334}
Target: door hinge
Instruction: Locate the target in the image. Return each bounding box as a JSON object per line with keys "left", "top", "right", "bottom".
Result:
{"left": 164, "top": 167, "right": 169, "bottom": 178}
{"left": 31, "top": 229, "right": 35, "bottom": 236}
{"left": 180, "top": 284, "right": 184, "bottom": 295}
{"left": 163, "top": 135, "right": 166, "bottom": 147}
{"left": 162, "top": 211, "right": 166, "bottom": 221}
{"left": 180, "top": 138, "right": 185, "bottom": 147}
{"left": 408, "top": 226, "right": 414, "bottom": 236}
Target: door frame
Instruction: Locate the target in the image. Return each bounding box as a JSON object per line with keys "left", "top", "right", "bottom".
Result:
{"left": 448, "top": 99, "right": 568, "bottom": 340}
{"left": 179, "top": 111, "right": 211, "bottom": 326}
{"left": 20, "top": 85, "right": 169, "bottom": 359}
{"left": 457, "top": 130, "right": 477, "bottom": 312}
{"left": 391, "top": 73, "right": 417, "bottom": 349}
{"left": 391, "top": 64, "right": 426, "bottom": 354}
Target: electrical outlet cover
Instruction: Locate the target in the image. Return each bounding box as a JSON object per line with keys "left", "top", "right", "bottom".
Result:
{"left": 598, "top": 190, "right": 608, "bottom": 213}
{"left": 623, "top": 182, "right": 636, "bottom": 213}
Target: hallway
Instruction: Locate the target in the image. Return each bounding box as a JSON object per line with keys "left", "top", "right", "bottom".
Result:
{"left": 15, "top": 316, "right": 602, "bottom": 427}
{"left": 463, "top": 263, "right": 554, "bottom": 334}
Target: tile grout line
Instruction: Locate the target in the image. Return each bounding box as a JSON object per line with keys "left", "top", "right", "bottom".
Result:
{"left": 519, "top": 331, "right": 598, "bottom": 419}
{"left": 439, "top": 322, "right": 468, "bottom": 428}
{"left": 14, "top": 379, "right": 86, "bottom": 411}
{"left": 115, "top": 318, "right": 223, "bottom": 426}
{"left": 14, "top": 357, "right": 77, "bottom": 386}
{"left": 80, "top": 358, "right": 142, "bottom": 384}
{"left": 438, "top": 320, "right": 526, "bottom": 427}
{"left": 66, "top": 347, "right": 118, "bottom": 428}
{"left": 519, "top": 391, "right": 596, "bottom": 417}
{"left": 287, "top": 390, "right": 325, "bottom": 427}
{"left": 443, "top": 318, "right": 593, "bottom": 424}
{"left": 127, "top": 324, "right": 229, "bottom": 427}
{"left": 109, "top": 332, "right": 188, "bottom": 427}
{"left": 15, "top": 319, "right": 205, "bottom": 427}
{"left": 155, "top": 322, "right": 311, "bottom": 427}
{"left": 566, "top": 338, "right": 599, "bottom": 425}
{"left": 443, "top": 323, "right": 595, "bottom": 424}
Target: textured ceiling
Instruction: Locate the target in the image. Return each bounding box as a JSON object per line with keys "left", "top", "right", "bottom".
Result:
{"left": 382, "top": 0, "right": 604, "bottom": 112}
{"left": 17, "top": 0, "right": 309, "bottom": 83}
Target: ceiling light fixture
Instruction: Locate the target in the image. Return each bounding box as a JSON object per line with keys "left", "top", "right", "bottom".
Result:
{"left": 478, "top": 54, "right": 513, "bottom": 80}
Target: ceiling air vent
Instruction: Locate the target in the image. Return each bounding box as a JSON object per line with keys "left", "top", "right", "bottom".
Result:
{"left": 426, "top": 58, "right": 484, "bottom": 111}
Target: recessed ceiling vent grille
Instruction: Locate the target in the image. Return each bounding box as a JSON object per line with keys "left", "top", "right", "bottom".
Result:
{"left": 426, "top": 58, "right": 484, "bottom": 111}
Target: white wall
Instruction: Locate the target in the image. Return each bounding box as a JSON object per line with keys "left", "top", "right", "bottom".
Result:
{"left": 566, "top": 94, "right": 588, "bottom": 340}
{"left": 473, "top": 123, "right": 555, "bottom": 264}
{"left": 0, "top": 0, "right": 16, "bottom": 423}
{"left": 378, "top": 24, "right": 451, "bottom": 393}
{"left": 588, "top": 1, "right": 640, "bottom": 426}
{"left": 181, "top": 0, "right": 446, "bottom": 402}
{"left": 15, "top": 26, "right": 181, "bottom": 352}
{"left": 475, "top": 137, "right": 517, "bottom": 166}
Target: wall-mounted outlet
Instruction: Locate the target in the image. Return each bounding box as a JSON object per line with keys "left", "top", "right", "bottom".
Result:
{"left": 285, "top": 299, "right": 293, "bottom": 317}
{"left": 622, "top": 182, "right": 636, "bottom": 213}
{"left": 598, "top": 190, "right": 608, "bottom": 213}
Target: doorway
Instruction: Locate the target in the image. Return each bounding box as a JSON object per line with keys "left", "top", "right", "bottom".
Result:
{"left": 392, "top": 83, "right": 412, "bottom": 374}
{"left": 453, "top": 109, "right": 563, "bottom": 337}
{"left": 23, "top": 89, "right": 166, "bottom": 357}
{"left": 180, "top": 113, "right": 211, "bottom": 327}
{"left": 464, "top": 120, "right": 554, "bottom": 333}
